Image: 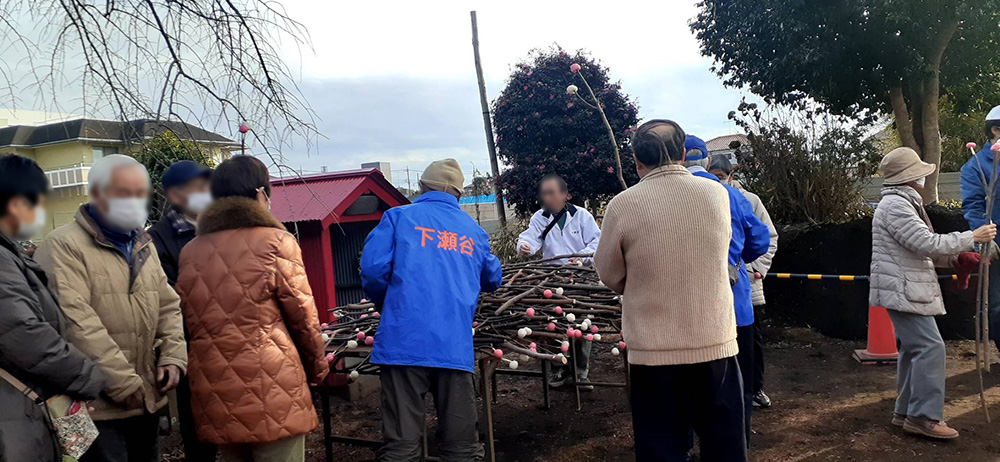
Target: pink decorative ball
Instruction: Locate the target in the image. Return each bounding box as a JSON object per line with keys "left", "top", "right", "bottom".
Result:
{"left": 357, "top": 332, "right": 366, "bottom": 341}
{"left": 554, "top": 306, "right": 563, "bottom": 315}
{"left": 360, "top": 314, "right": 368, "bottom": 318}
{"left": 618, "top": 341, "right": 627, "bottom": 350}
{"left": 993, "top": 143, "right": 1000, "bottom": 153}
{"left": 586, "top": 334, "right": 594, "bottom": 342}
{"left": 238, "top": 123, "right": 250, "bottom": 134}
{"left": 543, "top": 289, "right": 553, "bottom": 299}
{"left": 325, "top": 353, "right": 335, "bottom": 362}
{"left": 365, "top": 336, "right": 375, "bottom": 346}
{"left": 547, "top": 322, "right": 556, "bottom": 332}
{"left": 372, "top": 312, "right": 380, "bottom": 317}
{"left": 560, "top": 343, "right": 570, "bottom": 353}
{"left": 590, "top": 326, "right": 599, "bottom": 334}
{"left": 570, "top": 63, "right": 581, "bottom": 73}
{"left": 360, "top": 298, "right": 368, "bottom": 303}
{"left": 494, "top": 349, "right": 504, "bottom": 359}
{"left": 566, "top": 328, "right": 574, "bottom": 337}
{"left": 967, "top": 142, "right": 978, "bottom": 149}
{"left": 526, "top": 308, "right": 536, "bottom": 318}
{"left": 529, "top": 342, "right": 537, "bottom": 351}
{"left": 575, "top": 330, "right": 584, "bottom": 339}
{"left": 472, "top": 321, "right": 479, "bottom": 327}
{"left": 320, "top": 323, "right": 329, "bottom": 329}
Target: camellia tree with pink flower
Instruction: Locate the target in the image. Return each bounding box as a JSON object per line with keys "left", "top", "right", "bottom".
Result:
{"left": 493, "top": 46, "right": 640, "bottom": 217}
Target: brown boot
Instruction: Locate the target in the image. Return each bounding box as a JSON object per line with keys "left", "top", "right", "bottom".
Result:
{"left": 903, "top": 416, "right": 959, "bottom": 440}
{"left": 891, "top": 413, "right": 906, "bottom": 427}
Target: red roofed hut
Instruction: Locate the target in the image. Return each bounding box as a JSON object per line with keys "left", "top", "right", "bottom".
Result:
{"left": 269, "top": 169, "right": 409, "bottom": 322}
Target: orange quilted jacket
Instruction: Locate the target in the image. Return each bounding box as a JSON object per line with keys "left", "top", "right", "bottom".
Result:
{"left": 175, "top": 197, "right": 328, "bottom": 445}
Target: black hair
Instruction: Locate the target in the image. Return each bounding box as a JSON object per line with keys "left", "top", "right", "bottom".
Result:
{"left": 631, "top": 119, "right": 686, "bottom": 167}
{"left": 538, "top": 173, "right": 568, "bottom": 193}
{"left": 0, "top": 155, "right": 48, "bottom": 217}
{"left": 987, "top": 119, "right": 1000, "bottom": 141}
{"left": 210, "top": 155, "right": 271, "bottom": 200}
{"left": 708, "top": 155, "right": 733, "bottom": 175}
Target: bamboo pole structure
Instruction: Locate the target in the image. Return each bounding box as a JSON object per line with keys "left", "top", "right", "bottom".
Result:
{"left": 470, "top": 11, "right": 507, "bottom": 227}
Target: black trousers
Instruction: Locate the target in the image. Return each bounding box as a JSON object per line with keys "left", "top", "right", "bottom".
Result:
{"left": 736, "top": 325, "right": 755, "bottom": 446}
{"left": 630, "top": 357, "right": 746, "bottom": 462}
{"left": 752, "top": 305, "right": 766, "bottom": 394}
{"left": 80, "top": 413, "right": 160, "bottom": 462}
{"left": 378, "top": 365, "right": 484, "bottom": 462}
{"left": 177, "top": 377, "right": 218, "bottom": 461}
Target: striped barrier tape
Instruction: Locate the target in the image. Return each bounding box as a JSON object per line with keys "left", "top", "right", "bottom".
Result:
{"left": 766, "top": 273, "right": 966, "bottom": 281}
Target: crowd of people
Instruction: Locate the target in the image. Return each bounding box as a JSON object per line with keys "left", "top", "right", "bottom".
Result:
{"left": 2, "top": 107, "right": 1000, "bottom": 462}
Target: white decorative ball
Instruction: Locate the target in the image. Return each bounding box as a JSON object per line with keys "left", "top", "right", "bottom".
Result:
{"left": 347, "top": 340, "right": 359, "bottom": 348}
{"left": 520, "top": 354, "right": 530, "bottom": 362}
{"left": 611, "top": 347, "right": 620, "bottom": 356}
{"left": 562, "top": 340, "right": 570, "bottom": 349}
{"left": 349, "top": 370, "right": 360, "bottom": 380}
{"left": 594, "top": 334, "right": 602, "bottom": 341}
{"left": 555, "top": 287, "right": 564, "bottom": 296}
{"left": 566, "top": 84, "right": 579, "bottom": 95}
{"left": 321, "top": 333, "right": 330, "bottom": 341}
{"left": 566, "top": 313, "right": 576, "bottom": 322}
{"left": 517, "top": 328, "right": 528, "bottom": 339}
{"left": 509, "top": 360, "right": 519, "bottom": 370}
{"left": 524, "top": 328, "right": 532, "bottom": 336}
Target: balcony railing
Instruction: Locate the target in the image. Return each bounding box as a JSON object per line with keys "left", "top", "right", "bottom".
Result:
{"left": 45, "top": 163, "right": 91, "bottom": 189}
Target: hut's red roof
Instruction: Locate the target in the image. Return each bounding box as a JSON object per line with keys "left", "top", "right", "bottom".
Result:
{"left": 269, "top": 169, "right": 407, "bottom": 223}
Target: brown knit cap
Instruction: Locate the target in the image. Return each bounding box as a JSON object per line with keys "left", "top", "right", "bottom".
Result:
{"left": 420, "top": 159, "right": 465, "bottom": 196}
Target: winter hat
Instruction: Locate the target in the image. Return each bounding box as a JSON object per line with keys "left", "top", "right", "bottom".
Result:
{"left": 420, "top": 159, "right": 465, "bottom": 196}
{"left": 987, "top": 105, "right": 1000, "bottom": 121}
{"left": 880, "top": 147, "right": 935, "bottom": 186}
{"left": 684, "top": 135, "right": 709, "bottom": 160}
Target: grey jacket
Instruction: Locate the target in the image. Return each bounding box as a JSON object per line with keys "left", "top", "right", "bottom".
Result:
{"left": 0, "top": 234, "right": 105, "bottom": 462}
{"left": 740, "top": 189, "right": 778, "bottom": 306}
{"left": 870, "top": 186, "right": 973, "bottom": 316}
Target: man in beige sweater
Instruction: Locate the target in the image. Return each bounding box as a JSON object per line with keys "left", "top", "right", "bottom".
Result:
{"left": 595, "top": 119, "right": 746, "bottom": 461}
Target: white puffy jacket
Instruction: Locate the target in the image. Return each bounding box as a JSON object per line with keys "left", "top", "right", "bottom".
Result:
{"left": 870, "top": 186, "right": 973, "bottom": 316}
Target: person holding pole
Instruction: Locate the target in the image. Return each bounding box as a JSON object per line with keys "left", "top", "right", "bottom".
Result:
{"left": 874, "top": 147, "right": 996, "bottom": 439}
{"left": 517, "top": 173, "right": 601, "bottom": 390}
{"left": 961, "top": 105, "right": 1000, "bottom": 354}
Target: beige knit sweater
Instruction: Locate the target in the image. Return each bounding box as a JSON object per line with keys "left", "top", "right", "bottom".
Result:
{"left": 594, "top": 164, "right": 738, "bottom": 365}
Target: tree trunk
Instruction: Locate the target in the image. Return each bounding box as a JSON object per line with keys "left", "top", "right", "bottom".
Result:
{"left": 915, "top": 18, "right": 959, "bottom": 204}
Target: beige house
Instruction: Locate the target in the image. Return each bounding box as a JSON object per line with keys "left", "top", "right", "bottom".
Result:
{"left": 0, "top": 118, "right": 237, "bottom": 234}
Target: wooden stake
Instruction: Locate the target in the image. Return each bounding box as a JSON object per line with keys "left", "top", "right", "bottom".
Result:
{"left": 470, "top": 11, "right": 507, "bottom": 227}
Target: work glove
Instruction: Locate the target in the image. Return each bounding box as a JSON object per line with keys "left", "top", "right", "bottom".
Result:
{"left": 954, "top": 252, "right": 982, "bottom": 290}
{"left": 984, "top": 241, "right": 1000, "bottom": 262}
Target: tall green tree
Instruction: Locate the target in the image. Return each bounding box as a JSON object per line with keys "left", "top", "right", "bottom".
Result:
{"left": 493, "top": 46, "right": 640, "bottom": 217}
{"left": 691, "top": 0, "right": 1000, "bottom": 202}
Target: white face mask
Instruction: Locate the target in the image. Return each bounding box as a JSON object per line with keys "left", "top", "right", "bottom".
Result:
{"left": 15, "top": 206, "right": 45, "bottom": 241}
{"left": 914, "top": 177, "right": 926, "bottom": 188}
{"left": 185, "top": 192, "right": 213, "bottom": 215}
{"left": 104, "top": 197, "right": 149, "bottom": 231}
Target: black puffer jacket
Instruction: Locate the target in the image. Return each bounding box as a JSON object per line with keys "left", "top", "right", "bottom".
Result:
{"left": 0, "top": 233, "right": 105, "bottom": 462}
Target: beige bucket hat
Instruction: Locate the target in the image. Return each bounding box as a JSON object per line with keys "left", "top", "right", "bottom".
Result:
{"left": 420, "top": 158, "right": 465, "bottom": 196}
{"left": 879, "top": 147, "right": 935, "bottom": 185}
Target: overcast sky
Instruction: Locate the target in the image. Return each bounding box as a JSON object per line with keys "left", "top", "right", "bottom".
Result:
{"left": 269, "top": 0, "right": 755, "bottom": 188}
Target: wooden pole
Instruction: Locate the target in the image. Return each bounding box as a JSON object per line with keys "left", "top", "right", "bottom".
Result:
{"left": 470, "top": 10, "right": 507, "bottom": 227}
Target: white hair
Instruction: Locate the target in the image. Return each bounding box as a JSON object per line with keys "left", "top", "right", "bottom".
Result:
{"left": 88, "top": 154, "right": 150, "bottom": 192}
{"left": 682, "top": 150, "right": 710, "bottom": 169}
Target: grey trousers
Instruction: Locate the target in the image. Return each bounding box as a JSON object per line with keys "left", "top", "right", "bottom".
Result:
{"left": 886, "top": 310, "right": 946, "bottom": 421}
{"left": 553, "top": 338, "right": 592, "bottom": 379}
{"left": 378, "top": 365, "right": 484, "bottom": 462}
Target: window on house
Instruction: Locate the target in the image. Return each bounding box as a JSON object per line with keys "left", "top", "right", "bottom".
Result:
{"left": 91, "top": 146, "right": 119, "bottom": 162}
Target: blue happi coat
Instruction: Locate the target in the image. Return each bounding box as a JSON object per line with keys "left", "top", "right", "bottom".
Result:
{"left": 360, "top": 191, "right": 503, "bottom": 373}
{"left": 692, "top": 169, "right": 771, "bottom": 326}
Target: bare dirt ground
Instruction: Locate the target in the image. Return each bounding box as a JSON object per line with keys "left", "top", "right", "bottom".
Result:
{"left": 163, "top": 326, "right": 1000, "bottom": 461}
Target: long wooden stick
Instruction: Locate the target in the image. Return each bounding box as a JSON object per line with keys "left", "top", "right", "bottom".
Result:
{"left": 470, "top": 11, "right": 507, "bottom": 227}
{"left": 576, "top": 72, "right": 627, "bottom": 191}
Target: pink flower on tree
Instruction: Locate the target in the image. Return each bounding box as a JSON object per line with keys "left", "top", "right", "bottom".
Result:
{"left": 523, "top": 85, "right": 529, "bottom": 90}
{"left": 570, "top": 63, "right": 582, "bottom": 73}
{"left": 607, "top": 167, "right": 615, "bottom": 174}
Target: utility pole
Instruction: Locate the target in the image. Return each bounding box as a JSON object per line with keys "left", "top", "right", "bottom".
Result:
{"left": 470, "top": 10, "right": 507, "bottom": 227}
{"left": 406, "top": 167, "right": 412, "bottom": 193}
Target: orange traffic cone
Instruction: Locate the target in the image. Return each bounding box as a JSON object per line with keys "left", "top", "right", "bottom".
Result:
{"left": 852, "top": 306, "right": 899, "bottom": 365}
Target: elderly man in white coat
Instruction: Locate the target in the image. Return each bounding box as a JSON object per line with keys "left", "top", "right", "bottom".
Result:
{"left": 518, "top": 173, "right": 601, "bottom": 389}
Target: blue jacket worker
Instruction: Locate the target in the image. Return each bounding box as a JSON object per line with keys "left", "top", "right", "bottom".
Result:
{"left": 360, "top": 158, "right": 503, "bottom": 462}
{"left": 960, "top": 104, "right": 1000, "bottom": 354}
{"left": 686, "top": 134, "right": 770, "bottom": 446}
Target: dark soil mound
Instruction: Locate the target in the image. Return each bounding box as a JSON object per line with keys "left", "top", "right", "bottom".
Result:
{"left": 764, "top": 206, "right": 977, "bottom": 340}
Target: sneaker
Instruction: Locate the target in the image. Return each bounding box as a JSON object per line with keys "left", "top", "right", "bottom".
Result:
{"left": 577, "top": 376, "right": 594, "bottom": 391}
{"left": 891, "top": 413, "right": 906, "bottom": 427}
{"left": 752, "top": 390, "right": 772, "bottom": 409}
{"left": 903, "top": 416, "right": 959, "bottom": 440}
{"left": 548, "top": 368, "right": 569, "bottom": 388}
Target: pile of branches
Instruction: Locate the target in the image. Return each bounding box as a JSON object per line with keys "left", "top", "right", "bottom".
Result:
{"left": 321, "top": 255, "right": 625, "bottom": 375}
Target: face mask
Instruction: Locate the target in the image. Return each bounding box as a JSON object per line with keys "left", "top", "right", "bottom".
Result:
{"left": 185, "top": 192, "right": 213, "bottom": 215}
{"left": 914, "top": 177, "right": 926, "bottom": 188}
{"left": 14, "top": 206, "right": 45, "bottom": 241}
{"left": 105, "top": 197, "right": 149, "bottom": 231}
